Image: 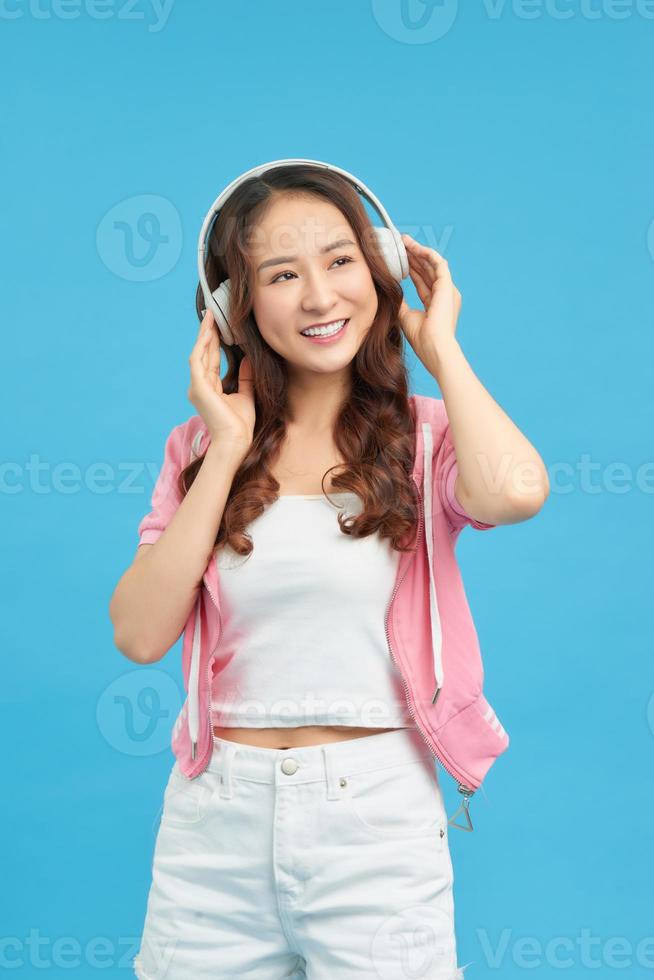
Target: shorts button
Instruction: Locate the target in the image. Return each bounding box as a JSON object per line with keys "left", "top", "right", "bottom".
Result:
{"left": 281, "top": 758, "right": 299, "bottom": 775}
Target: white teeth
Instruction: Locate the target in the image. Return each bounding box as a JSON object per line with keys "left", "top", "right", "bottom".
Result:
{"left": 301, "top": 319, "right": 347, "bottom": 337}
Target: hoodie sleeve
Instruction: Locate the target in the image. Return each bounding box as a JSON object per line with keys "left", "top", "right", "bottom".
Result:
{"left": 438, "top": 422, "right": 497, "bottom": 533}
{"left": 137, "top": 421, "right": 187, "bottom": 546}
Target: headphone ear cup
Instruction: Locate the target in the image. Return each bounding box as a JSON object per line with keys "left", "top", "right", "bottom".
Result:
{"left": 371, "top": 226, "right": 409, "bottom": 282}
{"left": 208, "top": 279, "right": 235, "bottom": 346}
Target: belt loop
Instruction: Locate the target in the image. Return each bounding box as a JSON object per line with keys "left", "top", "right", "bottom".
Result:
{"left": 218, "top": 741, "right": 239, "bottom": 799}
{"left": 321, "top": 743, "right": 342, "bottom": 801}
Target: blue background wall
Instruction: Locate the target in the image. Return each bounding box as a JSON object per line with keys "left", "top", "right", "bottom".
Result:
{"left": 3, "top": 1, "right": 652, "bottom": 976}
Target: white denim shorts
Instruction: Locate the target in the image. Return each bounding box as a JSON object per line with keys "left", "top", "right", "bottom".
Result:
{"left": 133, "top": 726, "right": 465, "bottom": 979}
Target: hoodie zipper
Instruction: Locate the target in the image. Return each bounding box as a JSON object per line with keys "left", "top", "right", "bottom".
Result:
{"left": 205, "top": 561, "right": 222, "bottom": 733}
{"left": 384, "top": 473, "right": 476, "bottom": 831}
{"left": 187, "top": 427, "right": 221, "bottom": 771}
{"left": 191, "top": 561, "right": 222, "bottom": 767}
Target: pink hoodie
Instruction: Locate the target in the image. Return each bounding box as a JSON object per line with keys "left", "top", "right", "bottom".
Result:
{"left": 136, "top": 393, "right": 509, "bottom": 830}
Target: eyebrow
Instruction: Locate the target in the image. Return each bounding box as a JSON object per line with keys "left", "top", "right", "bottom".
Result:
{"left": 256, "top": 238, "right": 356, "bottom": 274}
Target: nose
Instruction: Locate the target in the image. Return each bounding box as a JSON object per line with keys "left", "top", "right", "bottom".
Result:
{"left": 300, "top": 268, "right": 340, "bottom": 315}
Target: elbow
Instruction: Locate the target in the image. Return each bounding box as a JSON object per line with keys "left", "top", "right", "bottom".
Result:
{"left": 526, "top": 468, "right": 550, "bottom": 513}
{"left": 461, "top": 465, "right": 549, "bottom": 527}
{"left": 504, "top": 463, "right": 550, "bottom": 521}
{"left": 109, "top": 597, "right": 163, "bottom": 666}
{"left": 505, "top": 481, "right": 549, "bottom": 521}
{"left": 112, "top": 630, "right": 165, "bottom": 665}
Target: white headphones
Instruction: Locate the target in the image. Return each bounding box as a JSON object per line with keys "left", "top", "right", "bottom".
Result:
{"left": 197, "top": 157, "right": 410, "bottom": 347}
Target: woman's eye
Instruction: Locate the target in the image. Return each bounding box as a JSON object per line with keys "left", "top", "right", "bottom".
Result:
{"left": 271, "top": 255, "right": 353, "bottom": 284}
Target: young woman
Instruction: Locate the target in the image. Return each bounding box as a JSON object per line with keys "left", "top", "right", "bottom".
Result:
{"left": 110, "top": 161, "right": 549, "bottom": 979}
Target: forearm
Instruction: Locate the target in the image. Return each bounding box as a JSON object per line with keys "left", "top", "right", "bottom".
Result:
{"left": 110, "top": 443, "right": 242, "bottom": 663}
{"left": 421, "top": 338, "right": 549, "bottom": 522}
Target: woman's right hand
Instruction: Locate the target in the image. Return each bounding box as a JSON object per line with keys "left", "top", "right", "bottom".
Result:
{"left": 188, "top": 310, "right": 255, "bottom": 461}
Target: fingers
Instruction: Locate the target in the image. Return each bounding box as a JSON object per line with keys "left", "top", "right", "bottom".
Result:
{"left": 198, "top": 307, "right": 214, "bottom": 334}
{"left": 207, "top": 325, "right": 220, "bottom": 387}
{"left": 190, "top": 310, "right": 216, "bottom": 375}
{"left": 402, "top": 234, "right": 452, "bottom": 280}
{"left": 205, "top": 309, "right": 221, "bottom": 387}
{"left": 402, "top": 234, "right": 460, "bottom": 302}
{"left": 192, "top": 309, "right": 214, "bottom": 351}
{"left": 237, "top": 355, "right": 254, "bottom": 390}
{"left": 405, "top": 251, "right": 432, "bottom": 306}
{"left": 403, "top": 235, "right": 436, "bottom": 284}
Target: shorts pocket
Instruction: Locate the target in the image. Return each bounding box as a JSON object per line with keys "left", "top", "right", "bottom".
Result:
{"left": 344, "top": 756, "right": 446, "bottom": 842}
{"left": 161, "top": 762, "right": 217, "bottom": 828}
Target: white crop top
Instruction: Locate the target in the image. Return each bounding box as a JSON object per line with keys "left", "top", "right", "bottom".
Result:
{"left": 209, "top": 491, "right": 415, "bottom": 730}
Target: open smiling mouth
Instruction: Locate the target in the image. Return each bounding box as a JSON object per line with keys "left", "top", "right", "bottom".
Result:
{"left": 299, "top": 319, "right": 350, "bottom": 344}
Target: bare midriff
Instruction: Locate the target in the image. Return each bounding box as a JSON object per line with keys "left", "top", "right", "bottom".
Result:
{"left": 212, "top": 725, "right": 403, "bottom": 749}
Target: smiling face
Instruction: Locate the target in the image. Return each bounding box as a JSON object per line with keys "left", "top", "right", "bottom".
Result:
{"left": 246, "top": 193, "right": 379, "bottom": 380}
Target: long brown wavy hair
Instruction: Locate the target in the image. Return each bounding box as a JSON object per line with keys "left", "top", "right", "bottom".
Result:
{"left": 182, "top": 163, "right": 421, "bottom": 558}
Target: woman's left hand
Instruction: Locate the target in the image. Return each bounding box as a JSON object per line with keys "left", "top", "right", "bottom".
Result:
{"left": 397, "top": 233, "right": 462, "bottom": 358}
